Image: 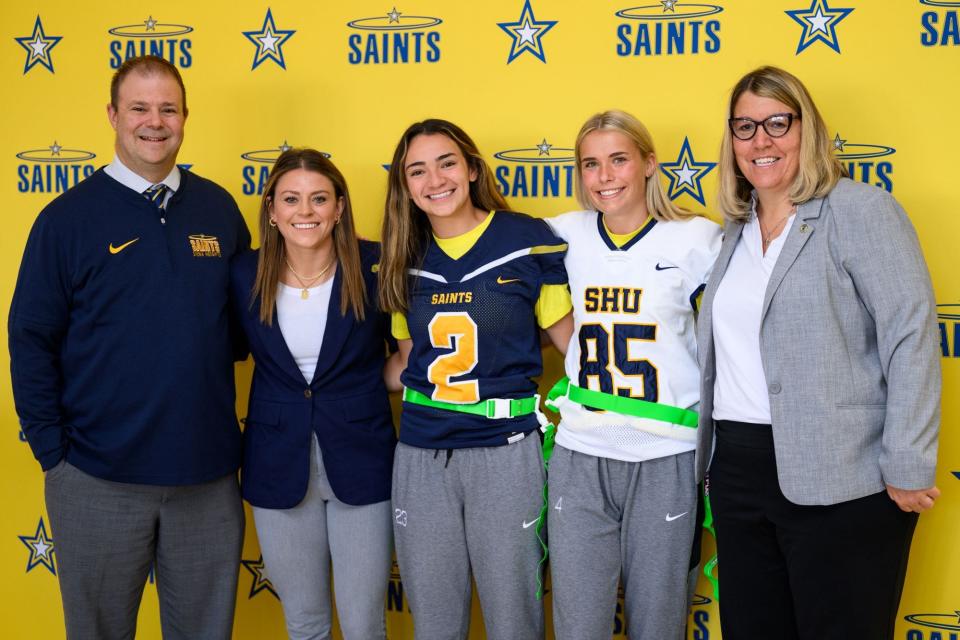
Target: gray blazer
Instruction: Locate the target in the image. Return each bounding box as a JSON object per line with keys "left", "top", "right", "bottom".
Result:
{"left": 696, "top": 178, "right": 940, "bottom": 506}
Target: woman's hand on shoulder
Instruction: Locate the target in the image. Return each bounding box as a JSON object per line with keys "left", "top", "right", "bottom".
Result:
{"left": 885, "top": 483, "right": 940, "bottom": 513}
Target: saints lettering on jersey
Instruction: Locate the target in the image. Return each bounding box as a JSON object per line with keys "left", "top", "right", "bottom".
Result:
{"left": 399, "top": 212, "right": 567, "bottom": 449}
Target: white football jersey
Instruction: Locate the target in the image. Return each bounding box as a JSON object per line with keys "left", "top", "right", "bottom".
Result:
{"left": 547, "top": 210, "right": 721, "bottom": 462}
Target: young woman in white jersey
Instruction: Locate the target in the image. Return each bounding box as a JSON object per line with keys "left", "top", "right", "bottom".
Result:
{"left": 546, "top": 110, "right": 721, "bottom": 640}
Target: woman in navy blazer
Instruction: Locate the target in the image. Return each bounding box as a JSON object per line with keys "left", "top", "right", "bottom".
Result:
{"left": 230, "top": 148, "right": 396, "bottom": 640}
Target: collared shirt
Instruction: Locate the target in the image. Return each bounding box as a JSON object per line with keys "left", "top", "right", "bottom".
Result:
{"left": 104, "top": 156, "right": 180, "bottom": 208}
{"left": 711, "top": 205, "right": 795, "bottom": 424}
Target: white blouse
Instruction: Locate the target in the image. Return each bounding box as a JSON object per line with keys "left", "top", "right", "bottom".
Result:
{"left": 711, "top": 211, "right": 795, "bottom": 424}
{"left": 276, "top": 279, "right": 335, "bottom": 383}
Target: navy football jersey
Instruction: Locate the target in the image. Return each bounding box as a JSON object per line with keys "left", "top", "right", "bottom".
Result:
{"left": 400, "top": 211, "right": 567, "bottom": 448}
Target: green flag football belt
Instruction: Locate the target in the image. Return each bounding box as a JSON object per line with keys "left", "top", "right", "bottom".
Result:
{"left": 544, "top": 376, "right": 699, "bottom": 428}
{"left": 401, "top": 387, "right": 542, "bottom": 421}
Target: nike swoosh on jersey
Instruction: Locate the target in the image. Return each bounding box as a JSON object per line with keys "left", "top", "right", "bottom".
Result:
{"left": 497, "top": 276, "right": 521, "bottom": 284}
{"left": 109, "top": 238, "right": 140, "bottom": 254}
{"left": 665, "top": 511, "right": 688, "bottom": 522}
{"left": 655, "top": 263, "right": 679, "bottom": 271}
{"left": 522, "top": 517, "right": 540, "bottom": 529}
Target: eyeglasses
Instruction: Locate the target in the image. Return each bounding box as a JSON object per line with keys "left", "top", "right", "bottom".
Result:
{"left": 728, "top": 113, "right": 800, "bottom": 140}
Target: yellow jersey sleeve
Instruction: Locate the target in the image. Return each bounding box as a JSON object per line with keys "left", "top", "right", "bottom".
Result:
{"left": 391, "top": 312, "right": 410, "bottom": 340}
{"left": 536, "top": 284, "right": 572, "bottom": 329}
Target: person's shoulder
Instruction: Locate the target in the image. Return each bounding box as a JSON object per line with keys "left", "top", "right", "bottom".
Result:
{"left": 825, "top": 178, "right": 902, "bottom": 223}
{"left": 181, "top": 169, "right": 238, "bottom": 204}
{"left": 668, "top": 214, "right": 722, "bottom": 239}
{"left": 549, "top": 209, "right": 595, "bottom": 228}
{"left": 827, "top": 177, "right": 892, "bottom": 207}
{"left": 494, "top": 210, "right": 564, "bottom": 243}
{"left": 36, "top": 169, "right": 112, "bottom": 226}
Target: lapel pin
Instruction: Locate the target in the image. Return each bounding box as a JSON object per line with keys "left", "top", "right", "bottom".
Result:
{"left": 799, "top": 223, "right": 809, "bottom": 233}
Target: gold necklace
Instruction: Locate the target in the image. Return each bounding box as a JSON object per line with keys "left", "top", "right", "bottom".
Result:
{"left": 759, "top": 206, "right": 796, "bottom": 251}
{"left": 285, "top": 257, "right": 335, "bottom": 299}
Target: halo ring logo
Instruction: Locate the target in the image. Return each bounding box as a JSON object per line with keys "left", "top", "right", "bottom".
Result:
{"left": 904, "top": 612, "right": 960, "bottom": 630}
{"left": 616, "top": 4, "right": 724, "bottom": 20}
{"left": 17, "top": 148, "right": 96, "bottom": 163}
{"left": 494, "top": 147, "right": 575, "bottom": 164}
{"left": 834, "top": 144, "right": 896, "bottom": 160}
{"left": 346, "top": 15, "right": 442, "bottom": 31}
{"left": 240, "top": 149, "right": 330, "bottom": 163}
{"left": 108, "top": 23, "right": 193, "bottom": 38}
{"left": 919, "top": 0, "right": 960, "bottom": 6}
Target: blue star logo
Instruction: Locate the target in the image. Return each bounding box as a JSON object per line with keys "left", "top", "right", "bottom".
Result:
{"left": 785, "top": 0, "right": 854, "bottom": 54}
{"left": 497, "top": 0, "right": 557, "bottom": 64}
{"left": 242, "top": 8, "right": 296, "bottom": 70}
{"left": 14, "top": 15, "right": 63, "bottom": 75}
{"left": 241, "top": 555, "right": 279, "bottom": 599}
{"left": 659, "top": 137, "right": 716, "bottom": 206}
{"left": 18, "top": 517, "right": 56, "bottom": 575}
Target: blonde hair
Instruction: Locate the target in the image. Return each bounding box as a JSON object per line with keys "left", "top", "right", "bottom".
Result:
{"left": 574, "top": 109, "right": 696, "bottom": 222}
{"left": 378, "top": 119, "right": 508, "bottom": 313}
{"left": 252, "top": 148, "right": 366, "bottom": 324}
{"left": 717, "top": 66, "right": 846, "bottom": 222}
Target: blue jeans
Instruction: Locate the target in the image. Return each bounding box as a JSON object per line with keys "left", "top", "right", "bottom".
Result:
{"left": 252, "top": 436, "right": 392, "bottom": 640}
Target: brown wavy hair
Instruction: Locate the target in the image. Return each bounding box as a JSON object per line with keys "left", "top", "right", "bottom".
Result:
{"left": 252, "top": 148, "right": 366, "bottom": 324}
{"left": 378, "top": 119, "right": 508, "bottom": 313}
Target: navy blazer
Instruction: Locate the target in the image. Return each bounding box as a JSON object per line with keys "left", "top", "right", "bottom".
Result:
{"left": 230, "top": 240, "right": 396, "bottom": 508}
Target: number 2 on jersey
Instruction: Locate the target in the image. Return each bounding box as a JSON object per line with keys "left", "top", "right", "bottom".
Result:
{"left": 579, "top": 323, "right": 658, "bottom": 402}
{"left": 427, "top": 312, "right": 480, "bottom": 403}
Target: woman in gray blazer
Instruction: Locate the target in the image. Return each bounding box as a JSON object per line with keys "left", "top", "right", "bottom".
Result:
{"left": 697, "top": 66, "right": 940, "bottom": 640}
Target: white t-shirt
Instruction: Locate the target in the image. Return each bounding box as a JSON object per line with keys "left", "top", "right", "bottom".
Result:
{"left": 711, "top": 212, "right": 795, "bottom": 423}
{"left": 276, "top": 280, "right": 335, "bottom": 383}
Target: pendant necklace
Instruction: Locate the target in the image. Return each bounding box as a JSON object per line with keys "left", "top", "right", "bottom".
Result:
{"left": 759, "top": 206, "right": 796, "bottom": 252}
{"left": 285, "top": 257, "right": 334, "bottom": 299}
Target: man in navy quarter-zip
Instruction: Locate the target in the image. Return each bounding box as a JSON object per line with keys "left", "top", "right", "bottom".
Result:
{"left": 8, "top": 55, "right": 250, "bottom": 640}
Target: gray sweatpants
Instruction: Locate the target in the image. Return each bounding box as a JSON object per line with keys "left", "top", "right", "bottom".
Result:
{"left": 392, "top": 435, "right": 546, "bottom": 640}
{"left": 547, "top": 445, "right": 697, "bottom": 640}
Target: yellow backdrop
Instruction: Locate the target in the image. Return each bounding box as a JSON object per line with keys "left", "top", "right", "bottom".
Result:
{"left": 3, "top": 1, "right": 958, "bottom": 638}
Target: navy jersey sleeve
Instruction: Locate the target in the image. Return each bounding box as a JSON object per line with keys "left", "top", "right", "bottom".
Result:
{"left": 533, "top": 218, "right": 568, "bottom": 287}
{"left": 8, "top": 205, "right": 73, "bottom": 470}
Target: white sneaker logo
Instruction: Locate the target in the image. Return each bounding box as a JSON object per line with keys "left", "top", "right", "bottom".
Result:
{"left": 665, "top": 512, "right": 688, "bottom": 522}
{"left": 522, "top": 517, "right": 541, "bottom": 529}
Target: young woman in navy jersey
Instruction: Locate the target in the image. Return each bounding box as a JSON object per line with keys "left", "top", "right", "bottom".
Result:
{"left": 380, "top": 119, "right": 571, "bottom": 640}
{"left": 230, "top": 148, "right": 395, "bottom": 640}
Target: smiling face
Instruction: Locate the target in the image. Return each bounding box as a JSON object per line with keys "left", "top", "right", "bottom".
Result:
{"left": 269, "top": 168, "right": 343, "bottom": 256}
{"left": 107, "top": 70, "right": 185, "bottom": 183}
{"left": 579, "top": 129, "right": 656, "bottom": 224}
{"left": 403, "top": 133, "right": 480, "bottom": 235}
{"left": 731, "top": 91, "right": 801, "bottom": 203}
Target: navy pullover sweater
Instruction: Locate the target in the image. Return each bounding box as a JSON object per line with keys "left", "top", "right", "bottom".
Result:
{"left": 9, "top": 168, "right": 251, "bottom": 485}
